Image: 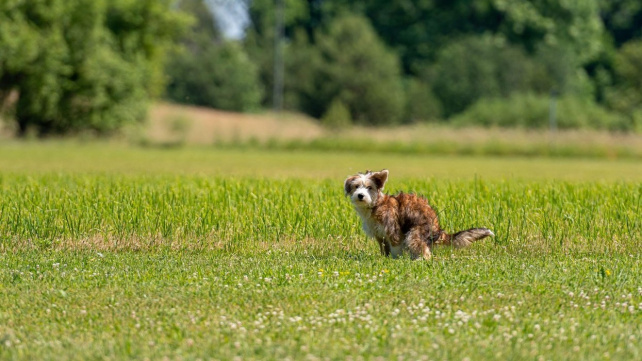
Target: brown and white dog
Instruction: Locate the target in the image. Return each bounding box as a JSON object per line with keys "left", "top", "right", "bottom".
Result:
{"left": 344, "top": 169, "right": 494, "bottom": 260}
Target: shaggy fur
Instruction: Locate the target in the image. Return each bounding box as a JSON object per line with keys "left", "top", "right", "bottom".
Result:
{"left": 344, "top": 169, "right": 494, "bottom": 260}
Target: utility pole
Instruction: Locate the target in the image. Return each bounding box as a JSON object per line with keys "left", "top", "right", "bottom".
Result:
{"left": 273, "top": 0, "right": 285, "bottom": 112}
{"left": 549, "top": 90, "right": 558, "bottom": 134}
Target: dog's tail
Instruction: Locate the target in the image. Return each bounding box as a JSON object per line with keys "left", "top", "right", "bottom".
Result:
{"left": 436, "top": 228, "right": 494, "bottom": 249}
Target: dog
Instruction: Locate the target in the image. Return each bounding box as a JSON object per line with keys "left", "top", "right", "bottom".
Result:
{"left": 344, "top": 169, "right": 494, "bottom": 260}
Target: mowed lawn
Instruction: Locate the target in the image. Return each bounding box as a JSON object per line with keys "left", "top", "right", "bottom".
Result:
{"left": 1, "top": 142, "right": 641, "bottom": 360}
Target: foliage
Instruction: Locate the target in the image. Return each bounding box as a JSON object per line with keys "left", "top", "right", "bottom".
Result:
{"left": 314, "top": 15, "right": 405, "bottom": 125}
{"left": 281, "top": 30, "right": 324, "bottom": 114}
{"left": 321, "top": 98, "right": 351, "bottom": 131}
{"left": 323, "top": 0, "right": 604, "bottom": 72}
{"left": 600, "top": 0, "right": 642, "bottom": 47}
{"left": 166, "top": 41, "right": 263, "bottom": 111}
{"left": 165, "top": 0, "right": 263, "bottom": 111}
{"left": 605, "top": 40, "right": 642, "bottom": 115}
{"left": 244, "top": 0, "right": 312, "bottom": 106}
{"left": 452, "top": 93, "right": 630, "bottom": 131}
{"left": 404, "top": 78, "right": 442, "bottom": 122}
{"left": 247, "top": 4, "right": 406, "bottom": 125}
{"left": 426, "top": 33, "right": 602, "bottom": 118}
{"left": 429, "top": 35, "right": 541, "bottom": 117}
{"left": 242, "top": 0, "right": 630, "bottom": 127}
{"left": 0, "top": 0, "right": 187, "bottom": 136}
{"left": 3, "top": 0, "right": 642, "bottom": 132}
{"left": 604, "top": 40, "right": 642, "bottom": 132}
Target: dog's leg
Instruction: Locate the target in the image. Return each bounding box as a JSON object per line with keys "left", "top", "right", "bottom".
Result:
{"left": 377, "top": 238, "right": 391, "bottom": 257}
{"left": 390, "top": 244, "right": 403, "bottom": 259}
{"left": 422, "top": 245, "right": 433, "bottom": 260}
{"left": 406, "top": 228, "right": 433, "bottom": 260}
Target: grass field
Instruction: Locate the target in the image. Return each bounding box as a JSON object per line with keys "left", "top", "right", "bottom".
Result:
{"left": 145, "top": 102, "right": 642, "bottom": 159}
{"left": 1, "top": 142, "right": 642, "bottom": 360}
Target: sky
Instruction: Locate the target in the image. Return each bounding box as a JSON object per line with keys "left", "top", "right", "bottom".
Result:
{"left": 204, "top": 0, "right": 250, "bottom": 40}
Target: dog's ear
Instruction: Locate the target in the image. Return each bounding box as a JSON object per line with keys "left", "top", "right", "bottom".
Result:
{"left": 344, "top": 176, "right": 358, "bottom": 196}
{"left": 370, "top": 169, "right": 389, "bottom": 190}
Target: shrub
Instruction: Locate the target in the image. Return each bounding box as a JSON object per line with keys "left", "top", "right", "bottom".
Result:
{"left": 428, "top": 34, "right": 596, "bottom": 118}
{"left": 452, "top": 93, "right": 629, "bottom": 131}
{"left": 165, "top": 0, "right": 263, "bottom": 112}
{"left": 605, "top": 40, "right": 642, "bottom": 123}
{"left": 166, "top": 41, "right": 263, "bottom": 112}
{"left": 314, "top": 15, "right": 406, "bottom": 125}
{"left": 405, "top": 78, "right": 443, "bottom": 122}
{"left": 321, "top": 99, "right": 352, "bottom": 131}
{"left": 429, "top": 35, "right": 538, "bottom": 117}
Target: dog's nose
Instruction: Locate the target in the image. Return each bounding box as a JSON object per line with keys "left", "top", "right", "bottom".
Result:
{"left": 358, "top": 194, "right": 364, "bottom": 200}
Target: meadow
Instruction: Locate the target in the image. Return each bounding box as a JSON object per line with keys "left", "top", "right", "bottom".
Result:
{"left": 1, "top": 142, "right": 641, "bottom": 360}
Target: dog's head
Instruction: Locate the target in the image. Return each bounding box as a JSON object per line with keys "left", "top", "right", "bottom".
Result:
{"left": 344, "top": 169, "right": 389, "bottom": 208}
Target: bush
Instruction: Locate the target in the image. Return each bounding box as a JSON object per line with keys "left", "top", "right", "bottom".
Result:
{"left": 165, "top": 0, "right": 263, "bottom": 112}
{"left": 404, "top": 78, "right": 443, "bottom": 122}
{"left": 282, "top": 30, "right": 325, "bottom": 116}
{"left": 166, "top": 41, "right": 263, "bottom": 112}
{"left": 452, "top": 93, "right": 629, "bottom": 131}
{"left": 429, "top": 35, "right": 539, "bottom": 117}
{"left": 428, "top": 34, "right": 597, "bottom": 118}
{"left": 605, "top": 40, "right": 642, "bottom": 119}
{"left": 321, "top": 99, "right": 352, "bottom": 131}
{"left": 314, "top": 15, "right": 406, "bottom": 125}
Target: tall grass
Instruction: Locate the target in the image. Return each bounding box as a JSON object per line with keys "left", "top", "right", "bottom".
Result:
{"left": 219, "top": 136, "right": 642, "bottom": 159}
{"left": 1, "top": 169, "right": 642, "bottom": 359}
{"left": 1, "top": 174, "right": 640, "bottom": 255}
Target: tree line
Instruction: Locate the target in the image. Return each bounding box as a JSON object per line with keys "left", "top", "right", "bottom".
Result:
{"left": 2, "top": 0, "right": 642, "bottom": 136}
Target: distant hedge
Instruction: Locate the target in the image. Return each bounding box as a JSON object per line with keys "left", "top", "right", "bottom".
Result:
{"left": 451, "top": 93, "right": 631, "bottom": 131}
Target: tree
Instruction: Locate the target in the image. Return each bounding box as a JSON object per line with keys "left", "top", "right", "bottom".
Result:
{"left": 314, "top": 15, "right": 405, "bottom": 125}
{"left": 166, "top": 41, "right": 263, "bottom": 111}
{"left": 0, "top": 0, "right": 187, "bottom": 136}
{"left": 319, "top": 0, "right": 604, "bottom": 75}
{"left": 600, "top": 0, "right": 642, "bottom": 47}
{"left": 605, "top": 40, "right": 642, "bottom": 130}
{"left": 429, "top": 34, "right": 542, "bottom": 116}
{"left": 321, "top": 98, "right": 351, "bottom": 131}
{"left": 165, "top": 0, "right": 263, "bottom": 111}
{"left": 587, "top": 0, "right": 642, "bottom": 106}
{"left": 244, "top": 0, "right": 312, "bottom": 107}
{"left": 405, "top": 78, "right": 442, "bottom": 122}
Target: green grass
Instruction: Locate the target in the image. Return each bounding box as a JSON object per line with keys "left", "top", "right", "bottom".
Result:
{"left": 1, "top": 142, "right": 642, "bottom": 360}
{"left": 1, "top": 141, "right": 642, "bottom": 181}
{"left": 219, "top": 134, "right": 642, "bottom": 160}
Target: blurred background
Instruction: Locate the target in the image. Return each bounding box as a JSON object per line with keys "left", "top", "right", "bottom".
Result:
{"left": 1, "top": 0, "right": 641, "bottom": 152}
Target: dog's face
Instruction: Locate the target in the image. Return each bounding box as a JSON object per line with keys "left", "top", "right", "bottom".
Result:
{"left": 344, "top": 170, "right": 389, "bottom": 208}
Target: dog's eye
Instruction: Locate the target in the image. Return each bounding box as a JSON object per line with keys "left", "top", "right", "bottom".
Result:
{"left": 367, "top": 186, "right": 372, "bottom": 190}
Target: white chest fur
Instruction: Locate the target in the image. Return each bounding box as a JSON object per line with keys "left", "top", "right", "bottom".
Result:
{"left": 354, "top": 206, "right": 404, "bottom": 258}
{"left": 354, "top": 207, "right": 386, "bottom": 239}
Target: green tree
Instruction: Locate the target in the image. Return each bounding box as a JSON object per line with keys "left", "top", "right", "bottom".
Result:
{"left": 600, "top": 0, "right": 642, "bottom": 47}
{"left": 245, "top": 0, "right": 311, "bottom": 106}
{"left": 314, "top": 15, "right": 405, "bottom": 125}
{"left": 0, "top": 0, "right": 187, "bottom": 136}
{"left": 323, "top": 0, "right": 604, "bottom": 74}
{"left": 165, "top": 0, "right": 263, "bottom": 111}
{"left": 429, "top": 35, "right": 543, "bottom": 116}
{"left": 321, "top": 98, "right": 352, "bottom": 131}
{"left": 269, "top": 14, "right": 405, "bottom": 125}
{"left": 605, "top": 40, "right": 642, "bottom": 130}
{"left": 166, "top": 41, "right": 263, "bottom": 111}
{"left": 405, "top": 78, "right": 442, "bottom": 122}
